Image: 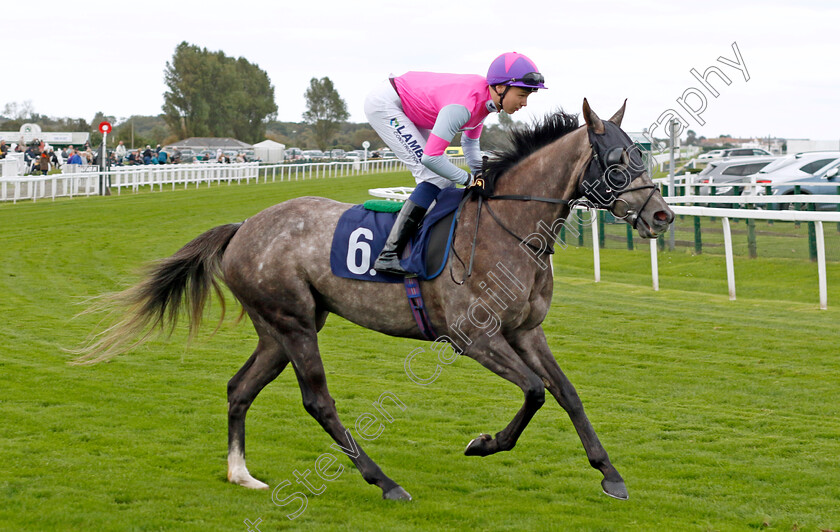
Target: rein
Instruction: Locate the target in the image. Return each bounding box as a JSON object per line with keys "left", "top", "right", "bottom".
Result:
{"left": 449, "top": 189, "right": 573, "bottom": 284}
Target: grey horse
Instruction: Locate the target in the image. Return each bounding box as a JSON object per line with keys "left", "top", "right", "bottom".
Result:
{"left": 74, "top": 100, "right": 674, "bottom": 502}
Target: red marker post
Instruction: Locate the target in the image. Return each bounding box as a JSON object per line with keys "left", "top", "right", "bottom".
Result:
{"left": 98, "top": 121, "right": 112, "bottom": 195}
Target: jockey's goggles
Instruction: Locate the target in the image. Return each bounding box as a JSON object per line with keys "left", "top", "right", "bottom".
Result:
{"left": 504, "top": 72, "right": 545, "bottom": 86}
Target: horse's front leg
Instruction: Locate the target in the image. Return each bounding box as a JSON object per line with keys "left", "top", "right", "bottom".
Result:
{"left": 509, "top": 326, "right": 629, "bottom": 500}
{"left": 459, "top": 335, "right": 546, "bottom": 457}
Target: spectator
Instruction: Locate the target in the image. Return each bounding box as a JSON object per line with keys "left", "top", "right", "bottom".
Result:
{"left": 157, "top": 150, "right": 168, "bottom": 164}
{"left": 115, "top": 140, "right": 127, "bottom": 163}
{"left": 24, "top": 145, "right": 39, "bottom": 174}
{"left": 67, "top": 149, "right": 83, "bottom": 165}
{"left": 155, "top": 144, "right": 162, "bottom": 153}
{"left": 0, "top": 139, "right": 7, "bottom": 159}
{"left": 38, "top": 151, "right": 50, "bottom": 175}
{"left": 49, "top": 148, "right": 60, "bottom": 169}
{"left": 60, "top": 146, "right": 68, "bottom": 159}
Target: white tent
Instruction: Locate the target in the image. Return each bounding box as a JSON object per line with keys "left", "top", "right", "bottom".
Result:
{"left": 252, "top": 139, "right": 285, "bottom": 163}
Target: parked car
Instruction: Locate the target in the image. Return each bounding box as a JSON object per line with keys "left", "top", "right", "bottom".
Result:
{"left": 344, "top": 150, "right": 365, "bottom": 160}
{"left": 743, "top": 152, "right": 840, "bottom": 210}
{"left": 301, "top": 149, "right": 326, "bottom": 161}
{"left": 695, "top": 157, "right": 778, "bottom": 195}
{"left": 196, "top": 150, "right": 216, "bottom": 162}
{"left": 176, "top": 149, "right": 196, "bottom": 163}
{"left": 329, "top": 149, "right": 346, "bottom": 159}
{"left": 445, "top": 146, "right": 464, "bottom": 157}
{"left": 285, "top": 147, "right": 303, "bottom": 161}
{"left": 698, "top": 149, "right": 725, "bottom": 160}
{"left": 754, "top": 151, "right": 840, "bottom": 177}
{"left": 379, "top": 149, "right": 395, "bottom": 158}
{"left": 720, "top": 148, "right": 772, "bottom": 159}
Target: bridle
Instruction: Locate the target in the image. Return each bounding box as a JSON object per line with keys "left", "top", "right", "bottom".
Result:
{"left": 450, "top": 123, "right": 661, "bottom": 282}
{"left": 578, "top": 122, "right": 658, "bottom": 231}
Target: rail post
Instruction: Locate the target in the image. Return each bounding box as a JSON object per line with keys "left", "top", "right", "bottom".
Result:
{"left": 591, "top": 220, "right": 600, "bottom": 282}
{"left": 815, "top": 221, "right": 827, "bottom": 309}
{"left": 598, "top": 210, "right": 606, "bottom": 249}
{"left": 694, "top": 215, "right": 702, "bottom": 254}
{"left": 578, "top": 215, "right": 584, "bottom": 247}
{"left": 808, "top": 201, "right": 817, "bottom": 261}
{"left": 650, "top": 237, "right": 659, "bottom": 291}
{"left": 722, "top": 217, "right": 736, "bottom": 300}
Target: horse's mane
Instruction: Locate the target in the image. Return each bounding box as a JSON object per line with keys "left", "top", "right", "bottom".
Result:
{"left": 483, "top": 110, "right": 580, "bottom": 186}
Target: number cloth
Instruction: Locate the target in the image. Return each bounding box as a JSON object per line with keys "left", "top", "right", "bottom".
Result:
{"left": 330, "top": 188, "right": 464, "bottom": 282}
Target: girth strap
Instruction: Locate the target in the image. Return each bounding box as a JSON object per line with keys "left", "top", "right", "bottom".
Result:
{"left": 404, "top": 276, "right": 437, "bottom": 341}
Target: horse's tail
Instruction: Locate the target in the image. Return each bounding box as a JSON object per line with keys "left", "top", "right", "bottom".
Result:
{"left": 70, "top": 223, "right": 243, "bottom": 365}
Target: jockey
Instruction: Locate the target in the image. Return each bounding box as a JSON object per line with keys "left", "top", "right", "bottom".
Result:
{"left": 365, "top": 52, "right": 546, "bottom": 276}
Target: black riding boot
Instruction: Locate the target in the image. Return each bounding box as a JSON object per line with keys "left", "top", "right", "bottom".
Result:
{"left": 373, "top": 200, "right": 427, "bottom": 275}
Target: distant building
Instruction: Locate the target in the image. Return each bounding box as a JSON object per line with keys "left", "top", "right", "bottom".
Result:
{"left": 0, "top": 123, "right": 89, "bottom": 147}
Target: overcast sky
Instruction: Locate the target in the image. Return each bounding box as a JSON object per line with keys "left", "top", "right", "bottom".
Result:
{"left": 4, "top": 0, "right": 838, "bottom": 140}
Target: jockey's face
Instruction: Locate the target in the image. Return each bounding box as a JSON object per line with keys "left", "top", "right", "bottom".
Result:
{"left": 492, "top": 85, "right": 535, "bottom": 114}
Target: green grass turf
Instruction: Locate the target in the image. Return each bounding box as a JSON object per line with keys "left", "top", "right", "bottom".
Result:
{"left": 1, "top": 172, "right": 839, "bottom": 531}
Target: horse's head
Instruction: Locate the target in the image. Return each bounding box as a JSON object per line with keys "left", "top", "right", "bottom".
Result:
{"left": 578, "top": 99, "right": 674, "bottom": 238}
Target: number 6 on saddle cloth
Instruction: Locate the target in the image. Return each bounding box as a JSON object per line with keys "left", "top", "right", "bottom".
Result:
{"left": 329, "top": 187, "right": 464, "bottom": 283}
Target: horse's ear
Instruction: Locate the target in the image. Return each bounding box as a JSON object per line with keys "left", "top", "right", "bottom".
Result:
{"left": 582, "top": 98, "right": 605, "bottom": 134}
{"left": 608, "top": 99, "right": 627, "bottom": 127}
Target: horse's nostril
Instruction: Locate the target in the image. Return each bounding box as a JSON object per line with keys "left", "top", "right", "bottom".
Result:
{"left": 654, "top": 210, "right": 671, "bottom": 223}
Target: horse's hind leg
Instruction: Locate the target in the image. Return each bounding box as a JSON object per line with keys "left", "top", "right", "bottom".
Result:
{"left": 227, "top": 332, "right": 289, "bottom": 489}
{"left": 510, "top": 326, "right": 628, "bottom": 500}
{"left": 285, "top": 328, "right": 411, "bottom": 500}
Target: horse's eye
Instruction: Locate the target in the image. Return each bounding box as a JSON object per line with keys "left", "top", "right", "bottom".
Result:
{"left": 605, "top": 147, "right": 625, "bottom": 167}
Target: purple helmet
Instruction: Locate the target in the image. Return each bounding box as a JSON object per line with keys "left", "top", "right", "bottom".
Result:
{"left": 486, "top": 52, "right": 546, "bottom": 90}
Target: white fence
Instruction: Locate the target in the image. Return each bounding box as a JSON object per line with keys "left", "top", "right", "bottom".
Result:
{"left": 0, "top": 162, "right": 261, "bottom": 203}
{"left": 593, "top": 195, "right": 840, "bottom": 309}
{"left": 0, "top": 156, "right": 462, "bottom": 204}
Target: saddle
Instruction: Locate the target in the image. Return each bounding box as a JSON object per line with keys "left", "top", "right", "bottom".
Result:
{"left": 330, "top": 188, "right": 464, "bottom": 283}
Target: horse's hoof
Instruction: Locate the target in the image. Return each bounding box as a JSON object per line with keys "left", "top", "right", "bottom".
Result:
{"left": 234, "top": 477, "right": 269, "bottom": 490}
{"left": 601, "top": 479, "right": 629, "bottom": 500}
{"left": 464, "top": 433, "right": 493, "bottom": 456}
{"left": 383, "top": 485, "right": 412, "bottom": 501}
{"left": 228, "top": 469, "right": 269, "bottom": 490}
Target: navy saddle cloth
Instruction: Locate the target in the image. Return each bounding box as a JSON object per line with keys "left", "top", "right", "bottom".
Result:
{"left": 330, "top": 188, "right": 464, "bottom": 283}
